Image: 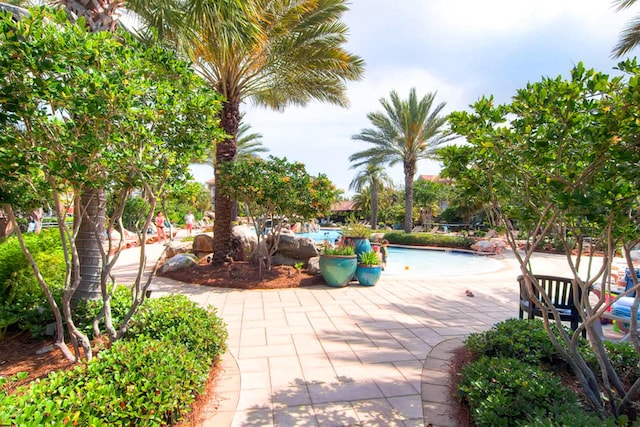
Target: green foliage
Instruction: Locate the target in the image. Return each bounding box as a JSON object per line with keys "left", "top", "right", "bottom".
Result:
{"left": 0, "top": 295, "right": 228, "bottom": 426}
{"left": 116, "top": 195, "right": 151, "bottom": 233}
{"left": 584, "top": 341, "right": 640, "bottom": 385}
{"left": 458, "top": 356, "right": 584, "bottom": 427}
{"left": 163, "top": 181, "right": 211, "bottom": 225}
{"left": 323, "top": 246, "right": 356, "bottom": 256}
{"left": 126, "top": 295, "right": 228, "bottom": 358}
{"left": 341, "top": 221, "right": 372, "bottom": 238}
{"left": 465, "top": 319, "right": 569, "bottom": 366}
{"left": 383, "top": 231, "right": 475, "bottom": 249}
{"left": 358, "top": 250, "right": 380, "bottom": 265}
{"left": 73, "top": 286, "right": 133, "bottom": 339}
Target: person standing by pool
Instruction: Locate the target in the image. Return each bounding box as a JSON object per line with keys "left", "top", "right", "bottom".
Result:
{"left": 380, "top": 239, "right": 389, "bottom": 270}
{"left": 155, "top": 211, "right": 166, "bottom": 243}
{"left": 184, "top": 211, "right": 195, "bottom": 236}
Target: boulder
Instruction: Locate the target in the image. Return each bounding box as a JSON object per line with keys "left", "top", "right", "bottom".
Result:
{"left": 192, "top": 234, "right": 214, "bottom": 256}
{"left": 158, "top": 253, "right": 197, "bottom": 274}
{"left": 307, "top": 256, "right": 320, "bottom": 275}
{"left": 230, "top": 225, "right": 258, "bottom": 261}
{"left": 166, "top": 241, "right": 192, "bottom": 259}
{"left": 276, "top": 233, "right": 318, "bottom": 260}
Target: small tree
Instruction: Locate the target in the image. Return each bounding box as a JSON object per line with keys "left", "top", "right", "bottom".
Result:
{"left": 413, "top": 179, "right": 449, "bottom": 230}
{"left": 0, "top": 8, "right": 224, "bottom": 361}
{"left": 444, "top": 61, "right": 640, "bottom": 419}
{"left": 218, "top": 156, "right": 339, "bottom": 270}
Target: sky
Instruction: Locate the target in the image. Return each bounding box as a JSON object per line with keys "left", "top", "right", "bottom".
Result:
{"left": 190, "top": 0, "right": 637, "bottom": 197}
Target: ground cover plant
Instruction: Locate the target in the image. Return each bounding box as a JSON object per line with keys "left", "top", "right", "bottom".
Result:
{"left": 0, "top": 295, "right": 228, "bottom": 426}
{"left": 458, "top": 319, "right": 633, "bottom": 426}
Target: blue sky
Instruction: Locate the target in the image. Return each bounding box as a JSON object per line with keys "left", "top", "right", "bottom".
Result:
{"left": 192, "top": 0, "right": 636, "bottom": 196}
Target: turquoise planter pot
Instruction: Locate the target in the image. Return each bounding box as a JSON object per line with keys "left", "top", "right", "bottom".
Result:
{"left": 350, "top": 238, "right": 372, "bottom": 261}
{"left": 319, "top": 254, "right": 357, "bottom": 287}
{"left": 356, "top": 264, "right": 382, "bottom": 286}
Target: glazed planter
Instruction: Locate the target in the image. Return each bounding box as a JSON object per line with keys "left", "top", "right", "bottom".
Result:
{"left": 349, "top": 237, "right": 372, "bottom": 262}
{"left": 356, "top": 264, "right": 383, "bottom": 286}
{"left": 319, "top": 254, "right": 357, "bottom": 287}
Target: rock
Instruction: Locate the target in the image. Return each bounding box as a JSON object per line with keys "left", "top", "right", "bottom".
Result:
{"left": 192, "top": 234, "right": 214, "bottom": 256}
{"left": 370, "top": 232, "right": 385, "bottom": 243}
{"left": 307, "top": 256, "right": 320, "bottom": 275}
{"left": 471, "top": 240, "right": 494, "bottom": 252}
{"left": 166, "top": 241, "right": 192, "bottom": 259}
{"left": 230, "top": 225, "right": 258, "bottom": 261}
{"left": 276, "top": 233, "right": 319, "bottom": 260}
{"left": 159, "top": 253, "right": 197, "bottom": 274}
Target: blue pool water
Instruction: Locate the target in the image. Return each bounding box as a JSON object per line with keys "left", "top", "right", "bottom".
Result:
{"left": 384, "top": 247, "right": 502, "bottom": 277}
{"left": 296, "top": 228, "right": 342, "bottom": 244}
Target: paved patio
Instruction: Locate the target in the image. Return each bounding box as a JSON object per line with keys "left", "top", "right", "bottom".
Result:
{"left": 113, "top": 236, "right": 586, "bottom": 426}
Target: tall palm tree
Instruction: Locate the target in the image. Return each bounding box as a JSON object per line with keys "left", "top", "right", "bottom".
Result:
{"left": 612, "top": 0, "right": 640, "bottom": 57}
{"left": 236, "top": 120, "right": 269, "bottom": 161}
{"left": 351, "top": 88, "right": 450, "bottom": 233}
{"left": 349, "top": 162, "right": 392, "bottom": 228}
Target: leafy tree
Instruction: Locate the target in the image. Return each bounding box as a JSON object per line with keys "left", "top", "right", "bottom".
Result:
{"left": 349, "top": 162, "right": 393, "bottom": 228}
{"left": 0, "top": 8, "right": 224, "bottom": 361}
{"left": 351, "top": 88, "right": 450, "bottom": 233}
{"left": 218, "top": 156, "right": 339, "bottom": 270}
{"left": 446, "top": 61, "right": 640, "bottom": 418}
{"left": 163, "top": 181, "right": 211, "bottom": 225}
{"left": 413, "top": 179, "right": 449, "bottom": 230}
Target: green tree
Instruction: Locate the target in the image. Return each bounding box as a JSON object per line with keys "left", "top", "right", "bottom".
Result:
{"left": 0, "top": 8, "right": 223, "bottom": 360}
{"left": 218, "top": 156, "right": 339, "bottom": 270}
{"left": 612, "top": 0, "right": 640, "bottom": 57}
{"left": 349, "top": 162, "right": 393, "bottom": 228}
{"left": 413, "top": 179, "right": 448, "bottom": 230}
{"left": 154, "top": 0, "right": 365, "bottom": 264}
{"left": 351, "top": 88, "right": 450, "bottom": 233}
{"left": 446, "top": 61, "right": 640, "bottom": 418}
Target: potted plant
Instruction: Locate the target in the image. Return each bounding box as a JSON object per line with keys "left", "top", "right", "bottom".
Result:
{"left": 341, "top": 222, "right": 372, "bottom": 261}
{"left": 356, "top": 250, "right": 383, "bottom": 286}
{"left": 319, "top": 245, "right": 357, "bottom": 287}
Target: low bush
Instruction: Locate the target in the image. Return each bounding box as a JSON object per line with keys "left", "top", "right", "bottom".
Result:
{"left": 584, "top": 340, "right": 640, "bottom": 386}
{"left": 0, "top": 295, "right": 228, "bottom": 426}
{"left": 382, "top": 231, "right": 475, "bottom": 249}
{"left": 464, "top": 318, "right": 573, "bottom": 367}
{"left": 458, "top": 356, "right": 596, "bottom": 427}
{"left": 73, "top": 286, "right": 134, "bottom": 339}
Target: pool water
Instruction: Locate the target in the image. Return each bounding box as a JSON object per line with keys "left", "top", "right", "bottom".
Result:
{"left": 384, "top": 247, "right": 502, "bottom": 277}
{"left": 296, "top": 228, "right": 342, "bottom": 244}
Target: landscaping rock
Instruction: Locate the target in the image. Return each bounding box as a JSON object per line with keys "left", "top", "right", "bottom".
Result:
{"left": 158, "top": 253, "right": 197, "bottom": 274}
{"left": 192, "top": 234, "right": 214, "bottom": 256}
{"left": 307, "top": 256, "right": 320, "bottom": 275}
{"left": 166, "top": 241, "right": 192, "bottom": 259}
{"left": 276, "top": 233, "right": 318, "bottom": 260}
{"left": 230, "top": 225, "right": 258, "bottom": 261}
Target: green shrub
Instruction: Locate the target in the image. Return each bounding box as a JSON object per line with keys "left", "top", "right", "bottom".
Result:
{"left": 383, "top": 231, "right": 476, "bottom": 249}
{"left": 584, "top": 340, "right": 640, "bottom": 386}
{"left": 0, "top": 295, "right": 228, "bottom": 426}
{"left": 358, "top": 250, "right": 380, "bottom": 265}
{"left": 458, "top": 356, "right": 582, "bottom": 427}
{"left": 127, "top": 295, "right": 228, "bottom": 358}
{"left": 465, "top": 318, "right": 572, "bottom": 366}
{"left": 323, "top": 246, "right": 356, "bottom": 256}
{"left": 73, "top": 286, "right": 134, "bottom": 339}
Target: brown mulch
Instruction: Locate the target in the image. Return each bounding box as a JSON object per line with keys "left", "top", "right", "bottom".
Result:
{"left": 158, "top": 258, "right": 326, "bottom": 289}
{"left": 0, "top": 260, "right": 325, "bottom": 424}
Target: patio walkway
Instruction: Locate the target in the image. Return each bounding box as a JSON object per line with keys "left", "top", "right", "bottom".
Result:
{"left": 113, "top": 235, "right": 585, "bottom": 426}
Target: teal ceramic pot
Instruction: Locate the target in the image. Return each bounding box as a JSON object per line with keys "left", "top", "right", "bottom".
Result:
{"left": 356, "top": 264, "right": 382, "bottom": 286}
{"left": 319, "top": 254, "right": 357, "bottom": 287}
{"left": 350, "top": 238, "right": 372, "bottom": 261}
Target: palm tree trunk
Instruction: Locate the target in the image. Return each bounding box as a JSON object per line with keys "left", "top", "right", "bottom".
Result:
{"left": 73, "top": 187, "right": 105, "bottom": 300}
{"left": 212, "top": 99, "right": 240, "bottom": 264}
{"left": 404, "top": 162, "right": 415, "bottom": 233}
{"left": 371, "top": 184, "right": 379, "bottom": 229}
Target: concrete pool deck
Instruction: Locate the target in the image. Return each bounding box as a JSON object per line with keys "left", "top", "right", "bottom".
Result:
{"left": 113, "top": 235, "right": 604, "bottom": 426}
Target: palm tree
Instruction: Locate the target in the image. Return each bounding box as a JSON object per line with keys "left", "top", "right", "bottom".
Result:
{"left": 351, "top": 88, "right": 450, "bottom": 233}
{"left": 612, "top": 0, "right": 640, "bottom": 57}
{"left": 183, "top": 0, "right": 364, "bottom": 264}
{"left": 236, "top": 120, "right": 269, "bottom": 161}
{"left": 349, "top": 162, "right": 392, "bottom": 228}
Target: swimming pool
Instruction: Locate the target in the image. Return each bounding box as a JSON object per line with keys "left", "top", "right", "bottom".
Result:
{"left": 296, "top": 228, "right": 342, "bottom": 244}
{"left": 384, "top": 246, "right": 503, "bottom": 277}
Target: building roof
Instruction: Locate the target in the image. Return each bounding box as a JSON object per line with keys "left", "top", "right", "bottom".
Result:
{"left": 331, "top": 200, "right": 356, "bottom": 212}
{"left": 418, "top": 174, "right": 452, "bottom": 184}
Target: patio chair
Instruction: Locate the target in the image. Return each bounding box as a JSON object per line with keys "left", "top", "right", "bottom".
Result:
{"left": 518, "top": 275, "right": 584, "bottom": 333}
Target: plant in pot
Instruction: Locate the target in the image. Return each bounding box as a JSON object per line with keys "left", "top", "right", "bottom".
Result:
{"left": 319, "top": 245, "right": 357, "bottom": 287}
{"left": 356, "top": 250, "right": 383, "bottom": 286}
{"left": 341, "top": 222, "right": 372, "bottom": 261}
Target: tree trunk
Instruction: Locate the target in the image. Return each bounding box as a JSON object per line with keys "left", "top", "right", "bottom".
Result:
{"left": 213, "top": 99, "right": 240, "bottom": 264}
{"left": 73, "top": 187, "right": 105, "bottom": 301}
{"left": 404, "top": 161, "right": 415, "bottom": 233}
{"left": 371, "top": 184, "right": 379, "bottom": 229}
